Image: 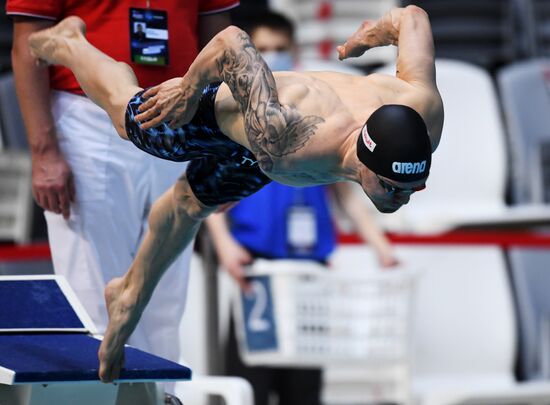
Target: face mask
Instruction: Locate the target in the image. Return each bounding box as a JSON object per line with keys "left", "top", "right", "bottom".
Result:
{"left": 261, "top": 50, "right": 294, "bottom": 72}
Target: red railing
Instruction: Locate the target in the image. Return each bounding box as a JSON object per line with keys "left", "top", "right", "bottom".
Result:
{"left": 339, "top": 231, "right": 550, "bottom": 248}
{"left": 2, "top": 231, "right": 550, "bottom": 262}
{"left": 0, "top": 242, "right": 51, "bottom": 261}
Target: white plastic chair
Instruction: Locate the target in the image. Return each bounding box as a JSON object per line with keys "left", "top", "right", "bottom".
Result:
{"left": 404, "top": 245, "right": 517, "bottom": 404}
{"left": 180, "top": 376, "right": 254, "bottom": 405}
{"left": 498, "top": 59, "right": 550, "bottom": 204}
{"left": 0, "top": 73, "right": 29, "bottom": 151}
{"left": 0, "top": 74, "right": 33, "bottom": 243}
{"left": 408, "top": 244, "right": 550, "bottom": 405}
{"left": 0, "top": 151, "right": 33, "bottom": 243}
{"left": 327, "top": 244, "right": 550, "bottom": 405}
{"left": 498, "top": 59, "right": 550, "bottom": 382}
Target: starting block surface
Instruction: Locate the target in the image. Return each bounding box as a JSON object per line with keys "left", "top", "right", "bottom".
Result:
{"left": 0, "top": 334, "right": 191, "bottom": 384}
{"left": 0, "top": 279, "right": 87, "bottom": 332}
{"left": 0, "top": 275, "right": 192, "bottom": 385}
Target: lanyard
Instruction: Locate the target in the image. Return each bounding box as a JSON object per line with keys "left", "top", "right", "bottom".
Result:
{"left": 292, "top": 187, "right": 306, "bottom": 205}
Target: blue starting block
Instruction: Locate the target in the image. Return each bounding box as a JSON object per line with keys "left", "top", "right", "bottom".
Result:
{"left": 0, "top": 275, "right": 191, "bottom": 405}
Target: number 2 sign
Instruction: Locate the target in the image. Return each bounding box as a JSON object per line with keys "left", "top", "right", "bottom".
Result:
{"left": 240, "top": 276, "right": 278, "bottom": 351}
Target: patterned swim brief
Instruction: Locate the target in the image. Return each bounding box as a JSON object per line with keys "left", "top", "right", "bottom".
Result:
{"left": 125, "top": 82, "right": 271, "bottom": 206}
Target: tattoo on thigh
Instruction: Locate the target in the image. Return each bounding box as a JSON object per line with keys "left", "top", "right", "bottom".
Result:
{"left": 216, "top": 32, "right": 324, "bottom": 171}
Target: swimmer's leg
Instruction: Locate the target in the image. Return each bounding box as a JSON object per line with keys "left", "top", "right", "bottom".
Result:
{"left": 99, "top": 172, "right": 218, "bottom": 382}
{"left": 28, "top": 16, "right": 140, "bottom": 140}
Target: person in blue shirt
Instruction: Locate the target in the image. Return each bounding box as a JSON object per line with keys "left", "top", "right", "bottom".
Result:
{"left": 208, "top": 181, "right": 397, "bottom": 289}
{"left": 205, "top": 12, "right": 398, "bottom": 405}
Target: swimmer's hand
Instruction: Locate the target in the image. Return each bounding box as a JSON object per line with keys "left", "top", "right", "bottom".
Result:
{"left": 134, "top": 77, "right": 202, "bottom": 130}
{"left": 337, "top": 19, "right": 395, "bottom": 60}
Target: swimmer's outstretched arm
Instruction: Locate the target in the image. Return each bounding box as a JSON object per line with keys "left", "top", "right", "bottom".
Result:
{"left": 337, "top": 6, "right": 435, "bottom": 86}
{"left": 337, "top": 6, "right": 443, "bottom": 151}
{"left": 134, "top": 26, "right": 324, "bottom": 171}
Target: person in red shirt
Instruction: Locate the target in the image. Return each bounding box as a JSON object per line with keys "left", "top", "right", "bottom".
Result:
{"left": 8, "top": 1, "right": 238, "bottom": 402}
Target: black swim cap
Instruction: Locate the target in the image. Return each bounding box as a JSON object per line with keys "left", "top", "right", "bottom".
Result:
{"left": 356, "top": 104, "right": 432, "bottom": 182}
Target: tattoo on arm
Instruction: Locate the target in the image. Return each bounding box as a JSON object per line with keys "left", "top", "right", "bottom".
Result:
{"left": 216, "top": 32, "right": 324, "bottom": 171}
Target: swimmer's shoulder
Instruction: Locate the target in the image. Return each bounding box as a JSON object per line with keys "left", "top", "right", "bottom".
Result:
{"left": 359, "top": 72, "right": 413, "bottom": 92}
{"left": 293, "top": 70, "right": 363, "bottom": 85}
{"left": 363, "top": 71, "right": 442, "bottom": 112}
{"left": 395, "top": 85, "right": 444, "bottom": 151}
{"left": 356, "top": 72, "right": 443, "bottom": 150}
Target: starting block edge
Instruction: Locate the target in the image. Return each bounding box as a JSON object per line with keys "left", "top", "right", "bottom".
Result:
{"left": 0, "top": 366, "right": 15, "bottom": 385}
{"left": 55, "top": 276, "right": 97, "bottom": 335}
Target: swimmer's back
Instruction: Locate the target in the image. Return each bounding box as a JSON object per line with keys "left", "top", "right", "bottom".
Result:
{"left": 215, "top": 70, "right": 439, "bottom": 144}
{"left": 213, "top": 69, "right": 442, "bottom": 185}
{"left": 215, "top": 71, "right": 361, "bottom": 151}
{"left": 214, "top": 71, "right": 359, "bottom": 182}
{"left": 302, "top": 71, "right": 442, "bottom": 135}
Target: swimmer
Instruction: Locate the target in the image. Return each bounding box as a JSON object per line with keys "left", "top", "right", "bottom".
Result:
{"left": 28, "top": 5, "right": 443, "bottom": 382}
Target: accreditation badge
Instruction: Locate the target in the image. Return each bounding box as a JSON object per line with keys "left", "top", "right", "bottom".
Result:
{"left": 287, "top": 205, "right": 318, "bottom": 255}
{"left": 129, "top": 8, "right": 169, "bottom": 66}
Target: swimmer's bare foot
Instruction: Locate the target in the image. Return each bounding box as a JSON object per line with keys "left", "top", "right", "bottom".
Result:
{"left": 28, "top": 16, "right": 86, "bottom": 66}
{"left": 98, "top": 276, "right": 141, "bottom": 383}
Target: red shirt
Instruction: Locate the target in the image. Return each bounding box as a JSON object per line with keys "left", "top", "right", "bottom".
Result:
{"left": 7, "top": 0, "right": 239, "bottom": 94}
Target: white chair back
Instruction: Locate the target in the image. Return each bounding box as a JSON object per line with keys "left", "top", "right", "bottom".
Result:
{"left": 374, "top": 60, "right": 508, "bottom": 233}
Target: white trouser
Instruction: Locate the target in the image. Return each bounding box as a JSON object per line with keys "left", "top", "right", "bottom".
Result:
{"left": 46, "top": 91, "right": 192, "bottom": 368}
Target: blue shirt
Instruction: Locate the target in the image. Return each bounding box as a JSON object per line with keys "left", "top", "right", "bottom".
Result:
{"left": 228, "top": 182, "right": 336, "bottom": 262}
